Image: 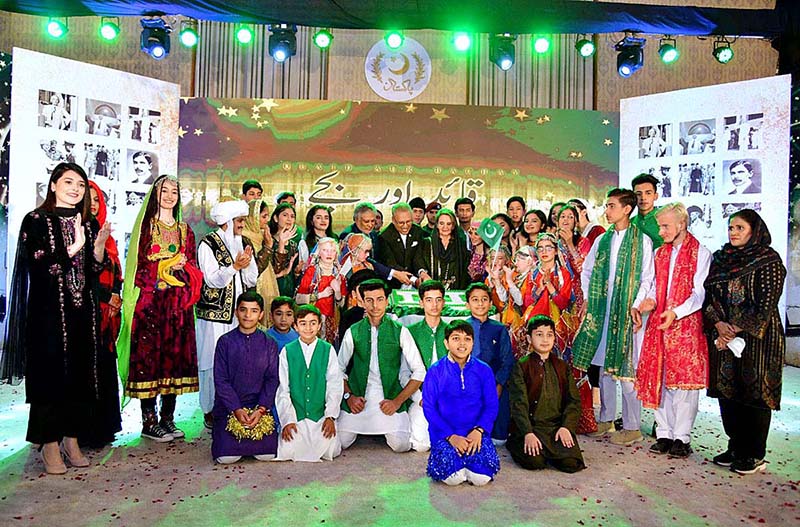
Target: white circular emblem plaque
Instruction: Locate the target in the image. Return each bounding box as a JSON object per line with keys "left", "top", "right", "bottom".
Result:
{"left": 364, "top": 37, "right": 431, "bottom": 102}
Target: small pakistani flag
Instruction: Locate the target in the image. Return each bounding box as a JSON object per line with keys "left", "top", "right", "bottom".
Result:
{"left": 477, "top": 217, "right": 503, "bottom": 250}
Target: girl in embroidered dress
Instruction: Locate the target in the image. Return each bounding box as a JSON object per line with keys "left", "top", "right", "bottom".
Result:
{"left": 518, "top": 209, "right": 548, "bottom": 249}
{"left": 242, "top": 199, "right": 280, "bottom": 326}
{"left": 270, "top": 203, "right": 300, "bottom": 297}
{"left": 504, "top": 246, "right": 537, "bottom": 358}
{"left": 295, "top": 237, "right": 345, "bottom": 344}
{"left": 3, "top": 163, "right": 110, "bottom": 473}
{"left": 117, "top": 175, "right": 202, "bottom": 442}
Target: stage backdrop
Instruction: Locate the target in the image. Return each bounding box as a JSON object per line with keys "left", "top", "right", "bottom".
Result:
{"left": 177, "top": 98, "right": 619, "bottom": 238}
{"left": 7, "top": 47, "right": 180, "bottom": 279}
{"left": 619, "top": 75, "right": 792, "bottom": 317}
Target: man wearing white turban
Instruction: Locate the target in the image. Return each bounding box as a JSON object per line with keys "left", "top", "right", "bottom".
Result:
{"left": 196, "top": 200, "right": 258, "bottom": 428}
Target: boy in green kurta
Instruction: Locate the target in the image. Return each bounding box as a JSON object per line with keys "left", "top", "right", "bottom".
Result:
{"left": 507, "top": 315, "right": 585, "bottom": 473}
{"left": 406, "top": 280, "right": 448, "bottom": 451}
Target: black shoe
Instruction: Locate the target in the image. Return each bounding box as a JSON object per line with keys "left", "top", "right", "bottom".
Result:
{"left": 204, "top": 413, "right": 214, "bottom": 430}
{"left": 712, "top": 450, "right": 736, "bottom": 467}
{"left": 731, "top": 458, "right": 766, "bottom": 475}
{"left": 159, "top": 419, "right": 185, "bottom": 439}
{"left": 142, "top": 423, "right": 174, "bottom": 443}
{"left": 649, "top": 438, "right": 673, "bottom": 454}
{"left": 667, "top": 439, "right": 692, "bottom": 459}
{"left": 613, "top": 418, "right": 623, "bottom": 431}
{"left": 649, "top": 422, "right": 658, "bottom": 439}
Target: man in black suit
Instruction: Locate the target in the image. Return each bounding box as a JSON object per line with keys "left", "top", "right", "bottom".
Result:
{"left": 378, "top": 202, "right": 432, "bottom": 289}
{"left": 728, "top": 160, "right": 760, "bottom": 195}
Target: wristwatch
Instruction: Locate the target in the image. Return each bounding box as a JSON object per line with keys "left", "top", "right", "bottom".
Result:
{"left": 343, "top": 392, "right": 351, "bottom": 401}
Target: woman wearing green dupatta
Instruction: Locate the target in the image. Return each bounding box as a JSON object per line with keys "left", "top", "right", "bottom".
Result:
{"left": 117, "top": 175, "right": 202, "bottom": 442}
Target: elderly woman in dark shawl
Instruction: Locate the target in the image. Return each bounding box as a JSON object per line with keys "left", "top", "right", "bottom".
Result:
{"left": 703, "top": 209, "right": 786, "bottom": 475}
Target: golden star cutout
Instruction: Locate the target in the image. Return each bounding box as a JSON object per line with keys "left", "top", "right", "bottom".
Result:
{"left": 227, "top": 107, "right": 238, "bottom": 117}
{"left": 430, "top": 108, "right": 450, "bottom": 123}
{"left": 216, "top": 106, "right": 227, "bottom": 116}
{"left": 256, "top": 121, "right": 265, "bottom": 128}
{"left": 404, "top": 103, "right": 417, "bottom": 113}
{"left": 251, "top": 104, "right": 261, "bottom": 113}
{"left": 569, "top": 151, "right": 578, "bottom": 158}
{"left": 193, "top": 128, "right": 204, "bottom": 136}
{"left": 514, "top": 109, "right": 529, "bottom": 121}
{"left": 603, "top": 138, "right": 613, "bottom": 146}
{"left": 536, "top": 117, "right": 545, "bottom": 125}
{"left": 543, "top": 115, "right": 551, "bottom": 122}
{"left": 177, "top": 127, "right": 187, "bottom": 139}
{"left": 260, "top": 99, "right": 279, "bottom": 112}
{"left": 339, "top": 109, "right": 346, "bottom": 114}
{"left": 602, "top": 119, "right": 611, "bottom": 125}
{"left": 251, "top": 112, "right": 261, "bottom": 120}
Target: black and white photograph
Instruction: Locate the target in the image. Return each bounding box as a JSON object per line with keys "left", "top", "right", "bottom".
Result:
{"left": 37, "top": 90, "right": 77, "bottom": 131}
{"left": 125, "top": 190, "right": 146, "bottom": 207}
{"left": 35, "top": 181, "right": 47, "bottom": 208}
{"left": 687, "top": 203, "right": 715, "bottom": 243}
{"left": 643, "top": 165, "right": 673, "bottom": 198}
{"left": 723, "top": 113, "right": 763, "bottom": 151}
{"left": 126, "top": 149, "right": 158, "bottom": 185}
{"left": 38, "top": 138, "right": 78, "bottom": 175}
{"left": 722, "top": 201, "right": 762, "bottom": 218}
{"left": 638, "top": 124, "right": 672, "bottom": 158}
{"left": 85, "top": 99, "right": 122, "bottom": 138}
{"left": 676, "top": 162, "right": 715, "bottom": 197}
{"left": 83, "top": 143, "right": 121, "bottom": 181}
{"left": 723, "top": 158, "right": 761, "bottom": 195}
{"left": 128, "top": 106, "right": 161, "bottom": 145}
{"left": 678, "top": 118, "right": 716, "bottom": 155}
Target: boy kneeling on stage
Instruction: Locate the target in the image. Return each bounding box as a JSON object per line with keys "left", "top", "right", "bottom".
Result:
{"left": 507, "top": 315, "right": 586, "bottom": 473}
{"left": 423, "top": 320, "right": 500, "bottom": 486}
{"left": 275, "top": 305, "right": 343, "bottom": 462}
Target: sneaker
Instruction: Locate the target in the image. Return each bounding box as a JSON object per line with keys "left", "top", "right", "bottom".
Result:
{"left": 731, "top": 458, "right": 766, "bottom": 475}
{"left": 204, "top": 413, "right": 214, "bottom": 430}
{"left": 142, "top": 424, "right": 174, "bottom": 443}
{"left": 712, "top": 450, "right": 736, "bottom": 467}
{"left": 160, "top": 420, "right": 185, "bottom": 439}
{"left": 610, "top": 429, "right": 644, "bottom": 446}
{"left": 587, "top": 421, "right": 614, "bottom": 437}
{"left": 667, "top": 439, "right": 692, "bottom": 459}
{"left": 649, "top": 438, "right": 673, "bottom": 454}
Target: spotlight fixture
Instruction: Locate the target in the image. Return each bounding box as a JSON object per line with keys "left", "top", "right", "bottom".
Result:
{"left": 489, "top": 33, "right": 516, "bottom": 71}
{"left": 384, "top": 30, "right": 404, "bottom": 50}
{"left": 533, "top": 35, "right": 551, "bottom": 54}
{"left": 140, "top": 18, "right": 172, "bottom": 60}
{"left": 99, "top": 17, "right": 120, "bottom": 41}
{"left": 179, "top": 19, "right": 199, "bottom": 47}
{"left": 713, "top": 37, "right": 734, "bottom": 64}
{"left": 269, "top": 24, "right": 297, "bottom": 63}
{"left": 575, "top": 37, "right": 595, "bottom": 58}
{"left": 658, "top": 36, "right": 679, "bottom": 64}
{"left": 236, "top": 25, "right": 254, "bottom": 45}
{"left": 46, "top": 18, "right": 68, "bottom": 39}
{"left": 313, "top": 29, "right": 333, "bottom": 49}
{"left": 615, "top": 36, "right": 646, "bottom": 78}
{"left": 453, "top": 32, "right": 471, "bottom": 52}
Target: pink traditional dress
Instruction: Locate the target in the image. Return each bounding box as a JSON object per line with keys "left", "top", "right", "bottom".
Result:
{"left": 296, "top": 262, "right": 346, "bottom": 345}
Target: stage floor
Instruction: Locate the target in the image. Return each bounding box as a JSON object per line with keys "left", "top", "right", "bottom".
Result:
{"left": 0, "top": 368, "right": 798, "bottom": 527}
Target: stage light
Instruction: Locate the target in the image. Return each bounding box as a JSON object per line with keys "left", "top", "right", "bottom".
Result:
{"left": 313, "top": 29, "right": 333, "bottom": 49}
{"left": 99, "top": 17, "right": 120, "bottom": 41}
{"left": 713, "top": 38, "right": 734, "bottom": 64}
{"left": 384, "top": 30, "right": 404, "bottom": 50}
{"left": 46, "top": 18, "right": 68, "bottom": 39}
{"left": 179, "top": 20, "right": 199, "bottom": 47}
{"left": 236, "top": 25, "right": 254, "bottom": 45}
{"left": 615, "top": 36, "right": 646, "bottom": 77}
{"left": 453, "top": 32, "right": 471, "bottom": 52}
{"left": 575, "top": 37, "right": 595, "bottom": 58}
{"left": 269, "top": 24, "right": 297, "bottom": 63}
{"left": 658, "top": 36, "right": 679, "bottom": 64}
{"left": 489, "top": 34, "right": 516, "bottom": 71}
{"left": 140, "top": 18, "right": 172, "bottom": 60}
{"left": 533, "top": 36, "right": 551, "bottom": 54}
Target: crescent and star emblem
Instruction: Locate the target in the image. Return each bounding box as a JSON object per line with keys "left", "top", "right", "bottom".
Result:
{"left": 483, "top": 223, "right": 498, "bottom": 238}
{"left": 387, "top": 54, "right": 410, "bottom": 75}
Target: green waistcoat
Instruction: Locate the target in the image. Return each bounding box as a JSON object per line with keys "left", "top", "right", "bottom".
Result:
{"left": 631, "top": 208, "right": 663, "bottom": 249}
{"left": 407, "top": 319, "right": 446, "bottom": 370}
{"left": 285, "top": 339, "right": 330, "bottom": 422}
{"left": 343, "top": 317, "right": 410, "bottom": 413}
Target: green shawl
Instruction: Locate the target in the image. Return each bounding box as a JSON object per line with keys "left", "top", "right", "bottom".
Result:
{"left": 572, "top": 224, "right": 645, "bottom": 380}
{"left": 631, "top": 207, "right": 663, "bottom": 249}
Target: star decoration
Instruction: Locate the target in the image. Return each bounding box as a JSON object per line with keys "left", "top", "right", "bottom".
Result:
{"left": 602, "top": 119, "right": 611, "bottom": 125}
{"left": 256, "top": 121, "right": 266, "bottom": 128}
{"left": 484, "top": 119, "right": 493, "bottom": 126}
{"left": 251, "top": 104, "right": 261, "bottom": 113}
{"left": 0, "top": 60, "right": 6, "bottom": 69}
{"left": 430, "top": 108, "right": 450, "bottom": 123}
{"left": 536, "top": 117, "right": 545, "bottom": 125}
{"left": 543, "top": 115, "right": 551, "bottom": 122}
{"left": 260, "top": 99, "right": 279, "bottom": 112}
{"left": 177, "top": 127, "right": 187, "bottom": 139}
{"left": 569, "top": 151, "right": 578, "bottom": 158}
{"left": 216, "top": 106, "right": 229, "bottom": 116}
{"left": 514, "top": 109, "right": 529, "bottom": 122}
{"left": 339, "top": 109, "right": 346, "bottom": 114}
{"left": 180, "top": 97, "right": 195, "bottom": 104}
{"left": 193, "top": 128, "right": 204, "bottom": 136}
{"left": 603, "top": 138, "right": 613, "bottom": 146}
{"left": 404, "top": 103, "right": 417, "bottom": 113}
{"left": 251, "top": 112, "right": 261, "bottom": 120}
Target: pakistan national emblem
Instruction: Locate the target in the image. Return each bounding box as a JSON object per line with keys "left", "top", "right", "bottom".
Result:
{"left": 364, "top": 37, "right": 431, "bottom": 102}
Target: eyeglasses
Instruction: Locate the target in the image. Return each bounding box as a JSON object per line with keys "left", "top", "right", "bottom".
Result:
{"left": 537, "top": 245, "right": 556, "bottom": 252}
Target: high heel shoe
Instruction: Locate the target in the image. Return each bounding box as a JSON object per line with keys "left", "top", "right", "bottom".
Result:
{"left": 41, "top": 442, "right": 67, "bottom": 475}
{"left": 62, "top": 437, "right": 90, "bottom": 468}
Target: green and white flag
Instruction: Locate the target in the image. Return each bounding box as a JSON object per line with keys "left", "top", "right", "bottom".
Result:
{"left": 477, "top": 217, "right": 503, "bottom": 250}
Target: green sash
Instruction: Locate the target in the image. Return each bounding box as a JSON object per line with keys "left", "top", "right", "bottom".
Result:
{"left": 285, "top": 339, "right": 330, "bottom": 422}
{"left": 343, "top": 317, "right": 410, "bottom": 413}
{"left": 407, "top": 319, "right": 445, "bottom": 370}
{"left": 572, "top": 224, "right": 644, "bottom": 380}
{"left": 631, "top": 207, "right": 663, "bottom": 249}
